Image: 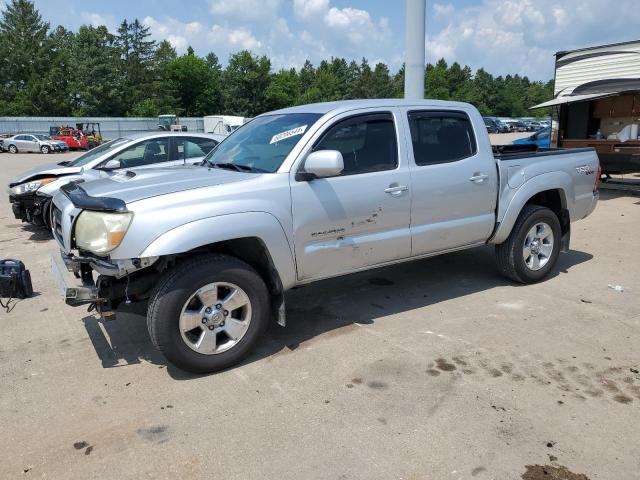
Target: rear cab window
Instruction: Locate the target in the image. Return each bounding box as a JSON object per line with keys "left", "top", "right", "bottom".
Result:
{"left": 408, "top": 110, "right": 477, "bottom": 165}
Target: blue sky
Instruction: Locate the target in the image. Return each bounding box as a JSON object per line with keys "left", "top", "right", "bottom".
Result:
{"left": 23, "top": 0, "right": 640, "bottom": 80}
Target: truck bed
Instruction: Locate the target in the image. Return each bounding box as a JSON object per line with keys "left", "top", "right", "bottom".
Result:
{"left": 492, "top": 144, "right": 595, "bottom": 160}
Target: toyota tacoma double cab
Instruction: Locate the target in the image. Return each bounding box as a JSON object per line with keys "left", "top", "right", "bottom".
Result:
{"left": 50, "top": 99, "right": 600, "bottom": 373}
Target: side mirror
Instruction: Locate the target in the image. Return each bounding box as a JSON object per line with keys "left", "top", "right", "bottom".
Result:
{"left": 298, "top": 150, "right": 344, "bottom": 181}
{"left": 102, "top": 159, "right": 121, "bottom": 170}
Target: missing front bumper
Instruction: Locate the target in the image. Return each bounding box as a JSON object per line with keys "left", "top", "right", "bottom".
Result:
{"left": 50, "top": 252, "right": 100, "bottom": 306}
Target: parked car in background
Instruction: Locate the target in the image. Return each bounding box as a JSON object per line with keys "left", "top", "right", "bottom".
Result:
{"left": 2, "top": 134, "right": 68, "bottom": 154}
{"left": 490, "top": 118, "right": 511, "bottom": 133}
{"left": 512, "top": 121, "right": 529, "bottom": 132}
{"left": 525, "top": 121, "right": 541, "bottom": 132}
{"left": 0, "top": 134, "right": 8, "bottom": 152}
{"left": 50, "top": 99, "right": 600, "bottom": 373}
{"left": 512, "top": 126, "right": 551, "bottom": 148}
{"left": 483, "top": 116, "right": 500, "bottom": 133}
{"left": 8, "top": 132, "right": 225, "bottom": 227}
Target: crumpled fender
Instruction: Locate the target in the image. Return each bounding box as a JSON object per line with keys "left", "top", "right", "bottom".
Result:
{"left": 490, "top": 171, "right": 571, "bottom": 244}
{"left": 139, "top": 211, "right": 297, "bottom": 289}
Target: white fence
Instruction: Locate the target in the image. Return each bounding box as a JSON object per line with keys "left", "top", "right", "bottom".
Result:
{"left": 0, "top": 117, "right": 205, "bottom": 139}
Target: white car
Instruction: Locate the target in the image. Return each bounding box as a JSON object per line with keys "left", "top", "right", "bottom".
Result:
{"left": 8, "top": 132, "right": 225, "bottom": 227}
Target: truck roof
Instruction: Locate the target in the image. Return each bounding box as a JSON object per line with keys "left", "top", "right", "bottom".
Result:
{"left": 268, "top": 98, "right": 474, "bottom": 116}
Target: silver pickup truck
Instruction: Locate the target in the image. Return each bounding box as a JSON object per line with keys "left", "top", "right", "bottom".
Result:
{"left": 50, "top": 99, "right": 600, "bottom": 373}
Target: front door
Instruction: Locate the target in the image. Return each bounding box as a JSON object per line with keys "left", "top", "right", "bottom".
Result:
{"left": 27, "top": 136, "right": 40, "bottom": 152}
{"left": 403, "top": 109, "right": 498, "bottom": 255}
{"left": 103, "top": 137, "right": 171, "bottom": 170}
{"left": 290, "top": 111, "right": 411, "bottom": 281}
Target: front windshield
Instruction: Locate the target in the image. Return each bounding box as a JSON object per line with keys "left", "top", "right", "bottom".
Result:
{"left": 67, "top": 138, "right": 132, "bottom": 167}
{"left": 203, "top": 113, "right": 322, "bottom": 173}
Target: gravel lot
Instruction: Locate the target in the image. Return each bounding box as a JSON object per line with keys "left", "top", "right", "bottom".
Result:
{"left": 1, "top": 150, "right": 639, "bottom": 480}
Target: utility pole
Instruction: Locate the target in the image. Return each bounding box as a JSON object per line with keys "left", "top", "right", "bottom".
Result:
{"left": 404, "top": 0, "right": 426, "bottom": 99}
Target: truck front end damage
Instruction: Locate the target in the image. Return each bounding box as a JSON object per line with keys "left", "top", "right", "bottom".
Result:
{"left": 50, "top": 182, "right": 162, "bottom": 317}
{"left": 50, "top": 250, "right": 160, "bottom": 316}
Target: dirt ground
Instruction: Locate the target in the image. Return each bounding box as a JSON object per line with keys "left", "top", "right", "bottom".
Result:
{"left": 1, "top": 150, "right": 639, "bottom": 480}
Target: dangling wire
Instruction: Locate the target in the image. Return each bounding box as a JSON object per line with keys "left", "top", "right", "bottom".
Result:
{"left": 0, "top": 297, "right": 17, "bottom": 314}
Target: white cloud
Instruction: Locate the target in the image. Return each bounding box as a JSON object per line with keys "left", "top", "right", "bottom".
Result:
{"left": 80, "top": 11, "right": 116, "bottom": 31}
{"left": 424, "top": 0, "right": 640, "bottom": 79}
{"left": 433, "top": 3, "right": 454, "bottom": 17}
{"left": 228, "top": 28, "right": 262, "bottom": 49}
{"left": 210, "top": 0, "right": 281, "bottom": 21}
{"left": 143, "top": 16, "right": 207, "bottom": 53}
{"left": 293, "top": 0, "right": 329, "bottom": 19}
{"left": 167, "top": 34, "right": 188, "bottom": 51}
{"left": 138, "top": 0, "right": 396, "bottom": 72}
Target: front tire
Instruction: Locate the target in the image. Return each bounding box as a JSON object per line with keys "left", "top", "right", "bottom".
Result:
{"left": 8, "top": 144, "right": 17, "bottom": 153}
{"left": 41, "top": 145, "right": 50, "bottom": 154}
{"left": 147, "top": 254, "right": 270, "bottom": 373}
{"left": 495, "top": 205, "right": 561, "bottom": 283}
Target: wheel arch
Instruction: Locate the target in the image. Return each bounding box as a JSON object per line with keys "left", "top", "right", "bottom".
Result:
{"left": 137, "top": 212, "right": 297, "bottom": 325}
{"left": 491, "top": 171, "right": 572, "bottom": 245}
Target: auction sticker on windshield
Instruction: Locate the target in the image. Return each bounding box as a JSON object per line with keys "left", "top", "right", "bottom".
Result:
{"left": 270, "top": 125, "right": 307, "bottom": 144}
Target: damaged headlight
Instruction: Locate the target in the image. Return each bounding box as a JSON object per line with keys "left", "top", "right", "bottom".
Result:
{"left": 74, "top": 211, "right": 133, "bottom": 256}
{"left": 10, "top": 178, "right": 56, "bottom": 195}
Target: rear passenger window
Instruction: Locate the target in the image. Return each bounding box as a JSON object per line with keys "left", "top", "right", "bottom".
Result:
{"left": 173, "top": 137, "right": 219, "bottom": 160}
{"left": 313, "top": 113, "right": 397, "bottom": 176}
{"left": 408, "top": 111, "right": 477, "bottom": 165}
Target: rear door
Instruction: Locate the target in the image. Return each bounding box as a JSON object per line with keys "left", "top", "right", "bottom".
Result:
{"left": 14, "top": 135, "right": 29, "bottom": 151}
{"left": 403, "top": 109, "right": 498, "bottom": 255}
{"left": 290, "top": 110, "right": 412, "bottom": 281}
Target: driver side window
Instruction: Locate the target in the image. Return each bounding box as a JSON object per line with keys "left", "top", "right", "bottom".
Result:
{"left": 108, "top": 138, "right": 170, "bottom": 168}
{"left": 313, "top": 113, "right": 398, "bottom": 176}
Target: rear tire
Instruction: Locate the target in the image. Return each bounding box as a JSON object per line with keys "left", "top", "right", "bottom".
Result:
{"left": 147, "top": 254, "right": 270, "bottom": 373}
{"left": 495, "top": 204, "right": 561, "bottom": 283}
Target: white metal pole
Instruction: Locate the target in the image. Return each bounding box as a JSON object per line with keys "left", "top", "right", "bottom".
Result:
{"left": 404, "top": 0, "right": 426, "bottom": 99}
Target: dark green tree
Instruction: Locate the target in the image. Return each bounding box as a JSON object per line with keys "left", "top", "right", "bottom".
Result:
{"left": 116, "top": 18, "right": 156, "bottom": 112}
{"left": 425, "top": 58, "right": 450, "bottom": 100}
{"left": 223, "top": 50, "right": 271, "bottom": 116}
{"left": 163, "top": 51, "right": 219, "bottom": 116}
{"left": 155, "top": 40, "right": 177, "bottom": 66}
{"left": 265, "top": 68, "right": 300, "bottom": 111}
{"left": 0, "top": 0, "right": 49, "bottom": 114}
{"left": 70, "top": 25, "right": 123, "bottom": 116}
{"left": 28, "top": 25, "right": 75, "bottom": 115}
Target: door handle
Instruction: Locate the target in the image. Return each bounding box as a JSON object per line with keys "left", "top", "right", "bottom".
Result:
{"left": 469, "top": 173, "right": 489, "bottom": 183}
{"left": 384, "top": 184, "right": 408, "bottom": 195}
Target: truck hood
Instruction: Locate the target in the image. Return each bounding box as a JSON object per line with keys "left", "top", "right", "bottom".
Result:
{"left": 79, "top": 166, "right": 258, "bottom": 204}
{"left": 9, "top": 162, "right": 82, "bottom": 187}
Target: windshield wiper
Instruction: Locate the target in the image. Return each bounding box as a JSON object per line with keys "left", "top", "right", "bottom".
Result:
{"left": 207, "top": 161, "right": 265, "bottom": 173}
